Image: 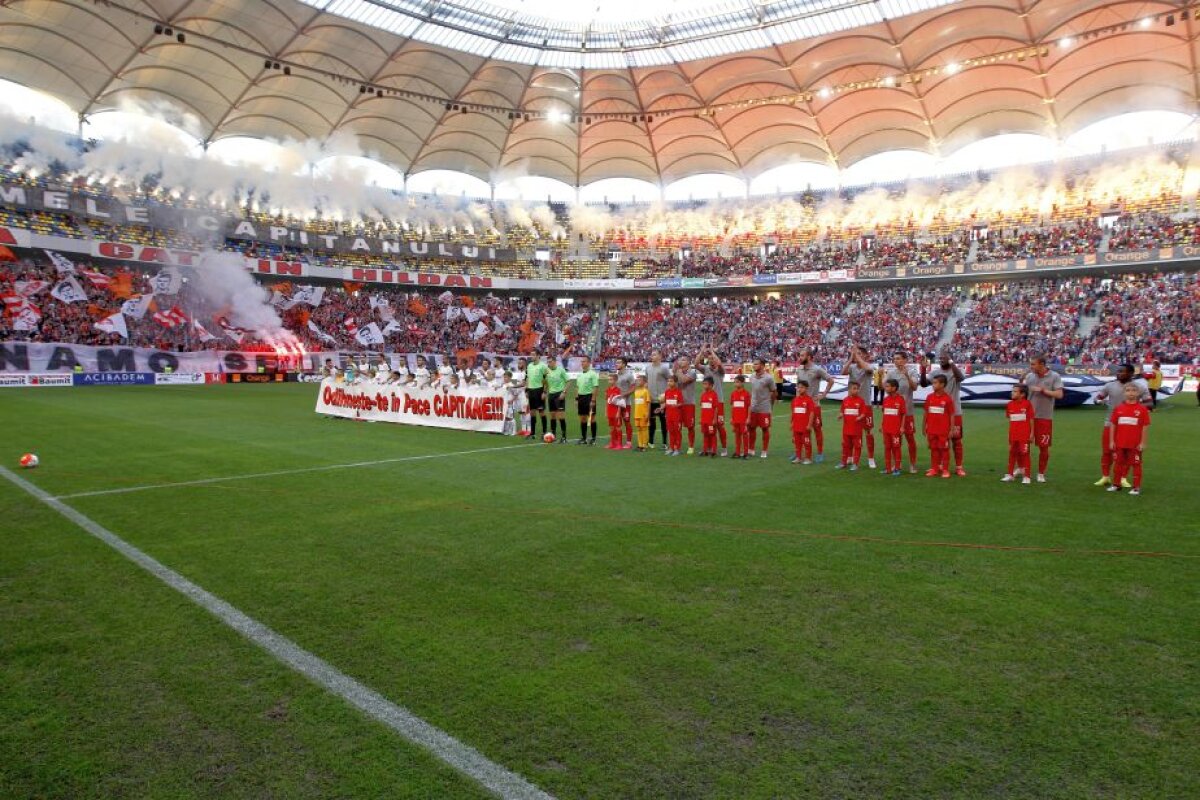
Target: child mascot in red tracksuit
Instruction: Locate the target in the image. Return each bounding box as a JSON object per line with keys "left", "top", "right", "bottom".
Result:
{"left": 698, "top": 377, "right": 720, "bottom": 457}
{"left": 836, "top": 380, "right": 870, "bottom": 471}
{"left": 1002, "top": 382, "right": 1035, "bottom": 484}
{"left": 789, "top": 380, "right": 818, "bottom": 464}
{"left": 728, "top": 375, "right": 751, "bottom": 459}
{"left": 662, "top": 375, "right": 684, "bottom": 456}
{"left": 880, "top": 378, "right": 906, "bottom": 476}
{"left": 606, "top": 373, "right": 626, "bottom": 450}
{"left": 923, "top": 374, "right": 954, "bottom": 478}
{"left": 1107, "top": 382, "right": 1151, "bottom": 496}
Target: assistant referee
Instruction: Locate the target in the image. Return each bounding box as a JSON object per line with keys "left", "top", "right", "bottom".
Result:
{"left": 573, "top": 355, "right": 600, "bottom": 445}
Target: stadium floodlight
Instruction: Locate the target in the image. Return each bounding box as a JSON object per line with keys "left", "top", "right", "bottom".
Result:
{"left": 547, "top": 108, "right": 570, "bottom": 123}
{"left": 818, "top": 88, "right": 832, "bottom": 99}
{"left": 1059, "top": 36, "right": 1074, "bottom": 48}
{"left": 1140, "top": 17, "right": 1152, "bottom": 28}
{"left": 944, "top": 62, "right": 961, "bottom": 75}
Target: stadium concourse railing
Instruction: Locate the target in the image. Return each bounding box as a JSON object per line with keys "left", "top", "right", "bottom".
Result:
{"left": 6, "top": 224, "right": 1200, "bottom": 296}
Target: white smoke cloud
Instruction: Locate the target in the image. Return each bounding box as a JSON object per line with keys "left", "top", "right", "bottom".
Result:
{"left": 189, "top": 252, "right": 298, "bottom": 346}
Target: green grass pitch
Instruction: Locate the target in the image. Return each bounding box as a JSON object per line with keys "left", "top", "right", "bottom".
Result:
{"left": 1, "top": 383, "right": 1197, "bottom": 799}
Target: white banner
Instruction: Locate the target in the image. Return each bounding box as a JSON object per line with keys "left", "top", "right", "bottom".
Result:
{"left": 0, "top": 373, "right": 73, "bottom": 388}
{"left": 315, "top": 378, "right": 507, "bottom": 433}
{"left": 0, "top": 342, "right": 320, "bottom": 374}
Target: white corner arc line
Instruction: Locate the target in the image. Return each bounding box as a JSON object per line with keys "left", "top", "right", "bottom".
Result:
{"left": 1, "top": 465, "right": 555, "bottom": 800}
{"left": 55, "top": 443, "right": 535, "bottom": 500}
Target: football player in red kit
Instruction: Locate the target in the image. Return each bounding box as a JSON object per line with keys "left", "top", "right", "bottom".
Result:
{"left": 728, "top": 375, "right": 751, "bottom": 459}
{"left": 1107, "top": 382, "right": 1151, "bottom": 495}
{"left": 835, "top": 380, "right": 870, "bottom": 471}
{"left": 789, "top": 380, "right": 819, "bottom": 464}
{"left": 698, "top": 377, "right": 720, "bottom": 457}
{"left": 879, "top": 378, "right": 906, "bottom": 475}
{"left": 1002, "top": 382, "right": 1035, "bottom": 484}
{"left": 922, "top": 374, "right": 954, "bottom": 478}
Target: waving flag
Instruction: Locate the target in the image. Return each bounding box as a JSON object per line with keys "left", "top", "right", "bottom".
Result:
{"left": 51, "top": 276, "right": 88, "bottom": 304}
{"left": 152, "top": 305, "right": 188, "bottom": 328}
{"left": 121, "top": 294, "right": 154, "bottom": 320}
{"left": 80, "top": 269, "right": 112, "bottom": 289}
{"left": 0, "top": 245, "right": 16, "bottom": 263}
{"left": 107, "top": 270, "right": 134, "bottom": 299}
{"left": 217, "top": 316, "right": 247, "bottom": 343}
{"left": 492, "top": 317, "right": 509, "bottom": 334}
{"left": 44, "top": 250, "right": 76, "bottom": 274}
{"left": 437, "top": 290, "right": 454, "bottom": 304}
{"left": 407, "top": 297, "right": 427, "bottom": 317}
{"left": 381, "top": 320, "right": 402, "bottom": 336}
{"left": 306, "top": 320, "right": 337, "bottom": 344}
{"left": 192, "top": 318, "right": 216, "bottom": 343}
{"left": 94, "top": 311, "right": 129, "bottom": 339}
{"left": 343, "top": 316, "right": 359, "bottom": 338}
{"left": 445, "top": 306, "right": 462, "bottom": 322}
{"left": 285, "top": 285, "right": 325, "bottom": 308}
{"left": 471, "top": 320, "right": 489, "bottom": 340}
{"left": 11, "top": 302, "right": 42, "bottom": 331}
{"left": 14, "top": 280, "right": 49, "bottom": 298}
{"left": 463, "top": 307, "right": 487, "bottom": 323}
{"left": 150, "top": 266, "right": 182, "bottom": 295}
{"left": 355, "top": 322, "right": 385, "bottom": 346}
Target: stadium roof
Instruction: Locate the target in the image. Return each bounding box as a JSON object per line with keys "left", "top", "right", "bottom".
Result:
{"left": 0, "top": 0, "right": 1195, "bottom": 186}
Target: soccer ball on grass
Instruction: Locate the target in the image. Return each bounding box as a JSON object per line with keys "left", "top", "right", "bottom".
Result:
{"left": 543, "top": 433, "right": 556, "bottom": 444}
{"left": 19, "top": 453, "right": 39, "bottom": 469}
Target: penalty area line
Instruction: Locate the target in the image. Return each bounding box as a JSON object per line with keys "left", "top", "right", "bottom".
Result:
{"left": 0, "top": 465, "right": 555, "bottom": 800}
{"left": 55, "top": 442, "right": 536, "bottom": 500}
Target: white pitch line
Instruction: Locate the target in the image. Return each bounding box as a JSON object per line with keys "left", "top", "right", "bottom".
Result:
{"left": 0, "top": 465, "right": 555, "bottom": 800}
{"left": 55, "top": 442, "right": 535, "bottom": 500}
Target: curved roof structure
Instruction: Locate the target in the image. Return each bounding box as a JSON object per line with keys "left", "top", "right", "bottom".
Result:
{"left": 0, "top": 0, "right": 1195, "bottom": 186}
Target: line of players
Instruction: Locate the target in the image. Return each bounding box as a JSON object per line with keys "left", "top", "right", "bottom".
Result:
{"left": 338, "top": 346, "right": 1155, "bottom": 494}
{"left": 523, "top": 347, "right": 1155, "bottom": 494}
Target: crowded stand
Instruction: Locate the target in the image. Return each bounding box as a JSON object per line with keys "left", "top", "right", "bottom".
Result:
{"left": 1080, "top": 272, "right": 1199, "bottom": 365}
{"left": 1, "top": 138, "right": 1197, "bottom": 282}
{"left": 951, "top": 280, "right": 1098, "bottom": 364}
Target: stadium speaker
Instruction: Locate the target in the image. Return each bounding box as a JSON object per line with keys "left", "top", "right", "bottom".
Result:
{"left": 154, "top": 24, "right": 164, "bottom": 34}
{"left": 1167, "top": 14, "right": 1175, "bottom": 25}
{"left": 265, "top": 60, "right": 273, "bottom": 69}
{"left": 273, "top": 62, "right": 280, "bottom": 70}
{"left": 445, "top": 102, "right": 452, "bottom": 109}
{"left": 283, "top": 66, "right": 291, "bottom": 75}
{"left": 177, "top": 33, "right": 185, "bottom": 43}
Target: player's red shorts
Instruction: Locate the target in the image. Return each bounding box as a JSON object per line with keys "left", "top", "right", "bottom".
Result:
{"left": 903, "top": 415, "right": 916, "bottom": 435}
{"left": 1034, "top": 419, "right": 1053, "bottom": 448}
{"left": 812, "top": 405, "right": 823, "bottom": 427}
{"left": 681, "top": 404, "right": 696, "bottom": 426}
{"left": 750, "top": 412, "right": 772, "bottom": 429}
{"left": 950, "top": 414, "right": 963, "bottom": 439}
{"left": 861, "top": 410, "right": 874, "bottom": 429}
{"left": 927, "top": 433, "right": 948, "bottom": 449}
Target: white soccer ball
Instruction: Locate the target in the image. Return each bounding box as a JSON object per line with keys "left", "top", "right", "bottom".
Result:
{"left": 20, "top": 453, "right": 39, "bottom": 469}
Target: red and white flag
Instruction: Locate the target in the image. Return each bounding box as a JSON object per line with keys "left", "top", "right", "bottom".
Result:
{"left": 217, "top": 317, "right": 246, "bottom": 343}
{"left": 343, "top": 316, "right": 359, "bottom": 337}
{"left": 13, "top": 280, "right": 49, "bottom": 298}
{"left": 11, "top": 301, "right": 42, "bottom": 331}
{"left": 121, "top": 294, "right": 153, "bottom": 320}
{"left": 152, "top": 305, "right": 188, "bottom": 328}
{"left": 94, "top": 311, "right": 129, "bottom": 339}
{"left": 192, "top": 318, "right": 216, "bottom": 343}
{"left": 79, "top": 269, "right": 112, "bottom": 289}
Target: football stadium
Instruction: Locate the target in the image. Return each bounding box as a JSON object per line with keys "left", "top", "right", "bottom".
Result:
{"left": 1, "top": 0, "right": 1198, "bottom": 797}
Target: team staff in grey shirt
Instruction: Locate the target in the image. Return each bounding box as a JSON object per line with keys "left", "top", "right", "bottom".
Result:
{"left": 1021, "top": 355, "right": 1064, "bottom": 482}
{"left": 793, "top": 348, "right": 834, "bottom": 463}
{"left": 844, "top": 345, "right": 878, "bottom": 469}
{"left": 1093, "top": 363, "right": 1151, "bottom": 488}
{"left": 921, "top": 348, "right": 966, "bottom": 476}
{"left": 644, "top": 350, "right": 673, "bottom": 449}
{"left": 697, "top": 345, "right": 728, "bottom": 457}
{"left": 747, "top": 358, "right": 778, "bottom": 458}
{"left": 885, "top": 351, "right": 921, "bottom": 472}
